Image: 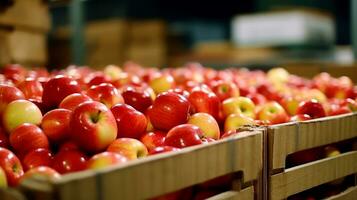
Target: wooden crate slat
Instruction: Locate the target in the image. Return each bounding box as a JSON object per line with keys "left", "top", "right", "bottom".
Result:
{"left": 325, "top": 186, "right": 357, "bottom": 200}
{"left": 270, "top": 151, "right": 357, "bottom": 200}
{"left": 206, "top": 186, "right": 254, "bottom": 200}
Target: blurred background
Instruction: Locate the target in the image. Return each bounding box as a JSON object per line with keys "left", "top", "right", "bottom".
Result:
{"left": 0, "top": 0, "right": 355, "bottom": 69}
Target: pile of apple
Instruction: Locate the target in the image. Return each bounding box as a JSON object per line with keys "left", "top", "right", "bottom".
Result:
{"left": 0, "top": 63, "right": 356, "bottom": 189}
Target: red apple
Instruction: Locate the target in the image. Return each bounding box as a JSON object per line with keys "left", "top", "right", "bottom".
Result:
{"left": 0, "top": 127, "right": 9, "bottom": 148}
{"left": 187, "top": 113, "right": 220, "bottom": 140}
{"left": 21, "top": 166, "right": 60, "bottom": 183}
{"left": 257, "top": 101, "right": 289, "bottom": 124}
{"left": 70, "top": 101, "right": 117, "bottom": 152}
{"left": 121, "top": 85, "right": 153, "bottom": 113}
{"left": 41, "top": 108, "right": 72, "bottom": 143}
{"left": 87, "top": 152, "right": 128, "bottom": 170}
{"left": 188, "top": 88, "right": 221, "bottom": 120}
{"left": 140, "top": 131, "right": 166, "bottom": 151}
{"left": 111, "top": 104, "right": 147, "bottom": 139}
{"left": 59, "top": 93, "right": 92, "bottom": 111}
{"left": 296, "top": 99, "right": 326, "bottom": 119}
{"left": 2, "top": 64, "right": 27, "bottom": 84}
{"left": 86, "top": 83, "right": 124, "bottom": 108}
{"left": 0, "top": 166, "right": 7, "bottom": 188}
{"left": 287, "top": 148, "right": 322, "bottom": 167}
{"left": 211, "top": 80, "right": 239, "bottom": 101}
{"left": 16, "top": 78, "right": 43, "bottom": 100}
{"left": 289, "top": 114, "right": 312, "bottom": 122}
{"left": 0, "top": 147, "right": 24, "bottom": 186}
{"left": 107, "top": 138, "right": 148, "bottom": 160}
{"left": 10, "top": 123, "right": 49, "bottom": 155}
{"left": 87, "top": 72, "right": 111, "bottom": 87}
{"left": 22, "top": 148, "right": 53, "bottom": 171}
{"left": 165, "top": 124, "right": 204, "bottom": 148}
{"left": 42, "top": 75, "right": 81, "bottom": 109}
{"left": 148, "top": 92, "right": 190, "bottom": 131}
{"left": 52, "top": 150, "right": 87, "bottom": 174}
{"left": 58, "top": 141, "right": 80, "bottom": 152}
{"left": 0, "top": 84, "right": 25, "bottom": 115}
{"left": 3, "top": 99, "right": 43, "bottom": 133}
{"left": 149, "top": 146, "right": 180, "bottom": 155}
{"left": 246, "top": 93, "right": 267, "bottom": 105}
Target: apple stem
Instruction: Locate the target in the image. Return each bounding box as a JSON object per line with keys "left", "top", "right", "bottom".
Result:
{"left": 90, "top": 111, "right": 101, "bottom": 123}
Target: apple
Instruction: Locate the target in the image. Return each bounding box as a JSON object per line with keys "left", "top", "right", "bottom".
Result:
{"left": 286, "top": 148, "right": 322, "bottom": 167}
{"left": 42, "top": 75, "right": 81, "bottom": 109}
{"left": 149, "top": 146, "right": 180, "bottom": 155}
{"left": 71, "top": 101, "right": 117, "bottom": 152}
{"left": 187, "top": 113, "right": 220, "bottom": 140}
{"left": 103, "top": 65, "right": 122, "bottom": 80}
{"left": 86, "top": 72, "right": 111, "bottom": 87}
{"left": 86, "top": 83, "right": 124, "bottom": 108}
{"left": 211, "top": 80, "right": 239, "bottom": 101}
{"left": 296, "top": 99, "right": 326, "bottom": 119}
{"left": 148, "top": 92, "right": 190, "bottom": 131}
{"left": 246, "top": 93, "right": 267, "bottom": 105}
{"left": 0, "top": 84, "right": 25, "bottom": 115}
{"left": 188, "top": 88, "right": 221, "bottom": 120}
{"left": 328, "top": 103, "right": 351, "bottom": 116}
{"left": 87, "top": 152, "right": 128, "bottom": 170}
{"left": 111, "top": 104, "right": 147, "bottom": 139}
{"left": 289, "top": 114, "right": 312, "bottom": 122}
{"left": 22, "top": 148, "right": 53, "bottom": 171}
{"left": 224, "top": 113, "right": 256, "bottom": 133}
{"left": 21, "top": 166, "right": 61, "bottom": 183}
{"left": 3, "top": 99, "right": 43, "bottom": 133}
{"left": 222, "top": 96, "right": 256, "bottom": 119}
{"left": 58, "top": 141, "right": 80, "bottom": 152}
{"left": 165, "top": 124, "right": 204, "bottom": 148}
{"left": 41, "top": 108, "right": 72, "bottom": 143}
{"left": 2, "top": 64, "right": 27, "bottom": 84}
{"left": 59, "top": 93, "right": 92, "bottom": 111}
{"left": 107, "top": 138, "right": 148, "bottom": 160}
{"left": 52, "top": 150, "right": 87, "bottom": 174}
{"left": 0, "top": 167, "right": 7, "bottom": 188}
{"left": 0, "top": 127, "right": 9, "bottom": 148}
{"left": 267, "top": 68, "right": 290, "bottom": 85}
{"left": 140, "top": 131, "right": 166, "bottom": 151}
{"left": 257, "top": 101, "right": 289, "bottom": 124}
{"left": 0, "top": 147, "right": 24, "bottom": 186}
{"left": 16, "top": 78, "right": 43, "bottom": 100}
{"left": 324, "top": 146, "right": 344, "bottom": 185}
{"left": 10, "top": 123, "right": 49, "bottom": 155}
{"left": 121, "top": 85, "right": 153, "bottom": 113}
{"left": 281, "top": 96, "right": 300, "bottom": 116}
{"left": 149, "top": 74, "right": 175, "bottom": 94}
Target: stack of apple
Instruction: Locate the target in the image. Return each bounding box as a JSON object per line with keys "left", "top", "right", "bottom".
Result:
{"left": 0, "top": 63, "right": 356, "bottom": 189}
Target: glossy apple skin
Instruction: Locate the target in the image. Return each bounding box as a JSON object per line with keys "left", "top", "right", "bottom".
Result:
{"left": 21, "top": 166, "right": 61, "bottom": 183}
{"left": 0, "top": 166, "right": 7, "bottom": 188}
{"left": 87, "top": 152, "right": 128, "bottom": 170}
{"left": 0, "top": 84, "right": 25, "bottom": 115}
{"left": 16, "top": 78, "right": 43, "bottom": 100}
{"left": 58, "top": 141, "right": 80, "bottom": 152}
{"left": 149, "top": 74, "right": 175, "bottom": 94}
{"left": 165, "top": 124, "right": 204, "bottom": 148}
{"left": 59, "top": 93, "right": 92, "bottom": 111}
{"left": 222, "top": 96, "right": 256, "bottom": 119}
{"left": 121, "top": 86, "right": 153, "bottom": 113}
{"left": 0, "top": 147, "right": 24, "bottom": 186}
{"left": 107, "top": 138, "right": 148, "bottom": 160}
{"left": 289, "top": 114, "right": 312, "bottom": 122}
{"left": 86, "top": 83, "right": 124, "bottom": 108}
{"left": 41, "top": 109, "right": 72, "bottom": 143}
{"left": 257, "top": 101, "right": 289, "bottom": 124}
{"left": 10, "top": 123, "right": 49, "bottom": 155}
{"left": 149, "top": 146, "right": 180, "bottom": 155}
{"left": 140, "top": 131, "right": 166, "bottom": 151}
{"left": 296, "top": 99, "right": 326, "bottom": 119}
{"left": 111, "top": 104, "right": 147, "bottom": 139}
{"left": 224, "top": 113, "right": 256, "bottom": 133}
{"left": 211, "top": 81, "right": 239, "bottom": 102}
{"left": 0, "top": 127, "right": 9, "bottom": 148}
{"left": 3, "top": 99, "right": 43, "bottom": 133}
{"left": 188, "top": 88, "right": 221, "bottom": 120}
{"left": 188, "top": 113, "right": 220, "bottom": 140}
{"left": 22, "top": 148, "right": 53, "bottom": 171}
{"left": 2, "top": 64, "right": 27, "bottom": 85}
{"left": 42, "top": 75, "right": 81, "bottom": 109}
{"left": 148, "top": 92, "right": 190, "bottom": 131}
{"left": 70, "top": 101, "right": 117, "bottom": 152}
{"left": 52, "top": 150, "right": 87, "bottom": 174}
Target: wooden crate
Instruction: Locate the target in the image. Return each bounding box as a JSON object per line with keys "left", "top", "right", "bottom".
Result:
{"left": 0, "top": 188, "right": 26, "bottom": 200}
{"left": 19, "top": 131, "right": 263, "bottom": 200}
{"left": 267, "top": 113, "right": 357, "bottom": 200}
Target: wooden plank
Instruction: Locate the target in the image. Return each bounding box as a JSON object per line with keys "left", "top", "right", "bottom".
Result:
{"left": 0, "top": 0, "right": 50, "bottom": 32}
{"left": 269, "top": 113, "right": 357, "bottom": 170}
{"left": 0, "top": 188, "right": 26, "bottom": 200}
{"left": 207, "top": 186, "right": 254, "bottom": 200}
{"left": 20, "top": 131, "right": 262, "bottom": 200}
{"left": 270, "top": 151, "right": 357, "bottom": 200}
{"left": 325, "top": 186, "right": 357, "bottom": 200}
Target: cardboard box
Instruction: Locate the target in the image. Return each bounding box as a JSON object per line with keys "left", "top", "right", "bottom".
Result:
{"left": 267, "top": 113, "right": 357, "bottom": 199}
{"left": 0, "top": 29, "right": 47, "bottom": 66}
{"left": 0, "top": 0, "right": 50, "bottom": 32}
